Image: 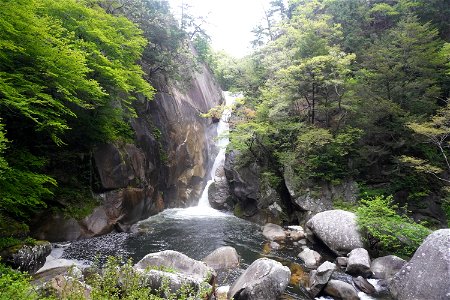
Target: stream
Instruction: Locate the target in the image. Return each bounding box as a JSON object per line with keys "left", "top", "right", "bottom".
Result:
{"left": 41, "top": 92, "right": 388, "bottom": 300}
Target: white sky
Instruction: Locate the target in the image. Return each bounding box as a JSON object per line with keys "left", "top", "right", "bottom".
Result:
{"left": 167, "top": 0, "right": 271, "bottom": 57}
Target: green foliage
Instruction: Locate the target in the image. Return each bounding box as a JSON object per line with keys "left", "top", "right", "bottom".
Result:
{"left": 0, "top": 262, "right": 45, "bottom": 300}
{"left": 356, "top": 195, "right": 431, "bottom": 258}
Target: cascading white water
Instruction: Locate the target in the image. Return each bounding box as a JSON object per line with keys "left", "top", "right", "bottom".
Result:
{"left": 197, "top": 92, "right": 235, "bottom": 207}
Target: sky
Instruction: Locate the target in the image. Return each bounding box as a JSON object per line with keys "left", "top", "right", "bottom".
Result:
{"left": 167, "top": 0, "right": 271, "bottom": 57}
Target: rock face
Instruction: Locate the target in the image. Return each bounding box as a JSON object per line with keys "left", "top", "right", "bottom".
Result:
{"left": 346, "top": 248, "right": 372, "bottom": 278}
{"left": 324, "top": 280, "right": 360, "bottom": 300}
{"left": 371, "top": 255, "right": 406, "bottom": 280}
{"left": 389, "top": 229, "right": 450, "bottom": 300}
{"left": 224, "top": 151, "right": 285, "bottom": 225}
{"left": 228, "top": 258, "right": 291, "bottom": 300}
{"left": 202, "top": 246, "right": 239, "bottom": 270}
{"left": 1, "top": 241, "right": 51, "bottom": 274}
{"left": 306, "top": 210, "right": 364, "bottom": 255}
{"left": 33, "top": 62, "right": 223, "bottom": 242}
{"left": 208, "top": 165, "right": 232, "bottom": 210}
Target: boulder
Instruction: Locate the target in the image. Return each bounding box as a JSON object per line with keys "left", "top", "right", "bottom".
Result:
{"left": 228, "top": 258, "right": 291, "bottom": 300}
{"left": 134, "top": 250, "right": 215, "bottom": 284}
{"left": 324, "top": 280, "right": 360, "bottom": 300}
{"left": 389, "top": 229, "right": 450, "bottom": 300}
{"left": 262, "top": 223, "right": 287, "bottom": 241}
{"left": 346, "top": 248, "right": 372, "bottom": 278}
{"left": 309, "top": 261, "right": 337, "bottom": 297}
{"left": 371, "top": 255, "right": 406, "bottom": 280}
{"left": 0, "top": 241, "right": 51, "bottom": 274}
{"left": 203, "top": 246, "right": 239, "bottom": 270}
{"left": 298, "top": 247, "right": 322, "bottom": 269}
{"left": 353, "top": 276, "right": 376, "bottom": 294}
{"left": 208, "top": 165, "right": 232, "bottom": 210}
{"left": 287, "top": 226, "right": 305, "bottom": 241}
{"left": 306, "top": 210, "right": 364, "bottom": 255}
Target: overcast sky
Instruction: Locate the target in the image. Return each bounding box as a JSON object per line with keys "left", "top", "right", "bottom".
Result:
{"left": 167, "top": 0, "right": 271, "bottom": 57}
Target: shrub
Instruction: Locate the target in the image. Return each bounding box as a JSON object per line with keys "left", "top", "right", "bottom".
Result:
{"left": 356, "top": 195, "right": 431, "bottom": 258}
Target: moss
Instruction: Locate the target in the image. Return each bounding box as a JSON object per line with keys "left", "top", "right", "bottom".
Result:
{"left": 233, "top": 203, "right": 244, "bottom": 218}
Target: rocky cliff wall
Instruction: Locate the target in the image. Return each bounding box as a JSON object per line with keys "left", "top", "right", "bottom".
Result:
{"left": 33, "top": 64, "right": 223, "bottom": 242}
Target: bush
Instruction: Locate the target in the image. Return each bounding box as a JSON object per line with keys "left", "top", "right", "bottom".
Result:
{"left": 356, "top": 195, "right": 431, "bottom": 258}
{"left": 0, "top": 263, "right": 44, "bottom": 300}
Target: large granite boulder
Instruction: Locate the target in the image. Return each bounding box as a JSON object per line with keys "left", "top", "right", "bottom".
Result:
{"left": 228, "top": 258, "right": 291, "bottom": 300}
{"left": 1, "top": 241, "right": 51, "bottom": 274}
{"left": 346, "top": 248, "right": 372, "bottom": 278}
{"left": 371, "top": 255, "right": 406, "bottom": 280}
{"left": 389, "top": 229, "right": 450, "bottom": 300}
{"left": 134, "top": 250, "right": 215, "bottom": 284}
{"left": 203, "top": 246, "right": 240, "bottom": 270}
{"left": 208, "top": 164, "right": 232, "bottom": 210}
{"left": 306, "top": 210, "right": 364, "bottom": 255}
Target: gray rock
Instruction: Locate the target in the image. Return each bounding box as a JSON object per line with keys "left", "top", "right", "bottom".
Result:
{"left": 287, "top": 226, "right": 305, "bottom": 241}
{"left": 269, "top": 242, "right": 281, "bottom": 250}
{"left": 336, "top": 257, "right": 349, "bottom": 268}
{"left": 309, "top": 261, "right": 337, "bottom": 297}
{"left": 346, "top": 248, "right": 372, "bottom": 278}
{"left": 208, "top": 165, "right": 232, "bottom": 210}
{"left": 324, "top": 280, "right": 360, "bottom": 300}
{"left": 306, "top": 210, "right": 364, "bottom": 255}
{"left": 1, "top": 241, "right": 51, "bottom": 274}
{"left": 228, "top": 258, "right": 291, "bottom": 300}
{"left": 371, "top": 255, "right": 406, "bottom": 280}
{"left": 389, "top": 229, "right": 450, "bottom": 300}
{"left": 353, "top": 276, "right": 376, "bottom": 294}
{"left": 134, "top": 250, "right": 215, "bottom": 284}
{"left": 262, "top": 223, "right": 287, "bottom": 241}
{"left": 203, "top": 246, "right": 239, "bottom": 270}
{"left": 298, "top": 247, "right": 322, "bottom": 268}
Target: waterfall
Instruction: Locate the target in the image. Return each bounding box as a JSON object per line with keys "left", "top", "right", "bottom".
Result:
{"left": 197, "top": 92, "right": 235, "bottom": 207}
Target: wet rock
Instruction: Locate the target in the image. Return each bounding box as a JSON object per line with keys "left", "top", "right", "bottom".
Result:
{"left": 324, "top": 279, "right": 360, "bottom": 300}
{"left": 262, "top": 223, "right": 287, "bottom": 241}
{"left": 1, "top": 241, "right": 51, "bottom": 274}
{"left": 228, "top": 258, "right": 290, "bottom": 300}
{"left": 269, "top": 242, "right": 281, "bottom": 250}
{"left": 306, "top": 210, "right": 364, "bottom": 255}
{"left": 208, "top": 165, "right": 232, "bottom": 210}
{"left": 134, "top": 250, "right": 215, "bottom": 284}
{"left": 330, "top": 271, "right": 354, "bottom": 285}
{"left": 353, "top": 276, "right": 376, "bottom": 294}
{"left": 389, "top": 229, "right": 450, "bottom": 300}
{"left": 287, "top": 226, "right": 305, "bottom": 241}
{"left": 346, "top": 248, "right": 372, "bottom": 278}
{"left": 309, "top": 261, "right": 337, "bottom": 297}
{"left": 336, "top": 257, "right": 349, "bottom": 268}
{"left": 298, "top": 247, "right": 322, "bottom": 268}
{"left": 371, "top": 255, "right": 406, "bottom": 280}
{"left": 203, "top": 246, "right": 239, "bottom": 270}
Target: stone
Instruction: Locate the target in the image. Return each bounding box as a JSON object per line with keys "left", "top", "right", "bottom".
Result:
{"left": 353, "top": 276, "right": 376, "bottom": 294}
{"left": 324, "top": 280, "right": 360, "bottom": 300}
{"left": 298, "top": 247, "right": 322, "bottom": 268}
{"left": 346, "top": 248, "right": 372, "bottom": 278}
{"left": 269, "top": 242, "right": 281, "bottom": 250}
{"left": 262, "top": 223, "right": 287, "bottom": 241}
{"left": 47, "top": 275, "right": 91, "bottom": 299}
{"left": 389, "top": 229, "right": 450, "bottom": 300}
{"left": 208, "top": 165, "right": 232, "bottom": 210}
{"left": 287, "top": 226, "right": 305, "bottom": 241}
{"left": 203, "top": 246, "right": 239, "bottom": 270}
{"left": 134, "top": 250, "right": 215, "bottom": 284}
{"left": 0, "top": 241, "right": 51, "bottom": 274}
{"left": 306, "top": 210, "right": 364, "bottom": 255}
{"left": 216, "top": 285, "right": 230, "bottom": 300}
{"left": 336, "top": 257, "right": 349, "bottom": 268}
{"left": 371, "top": 255, "right": 406, "bottom": 280}
{"left": 32, "top": 214, "right": 84, "bottom": 242}
{"left": 228, "top": 258, "right": 291, "bottom": 300}
{"left": 81, "top": 206, "right": 113, "bottom": 236}
{"left": 309, "top": 261, "right": 337, "bottom": 297}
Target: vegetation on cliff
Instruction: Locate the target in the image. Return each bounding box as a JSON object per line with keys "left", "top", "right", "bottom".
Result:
{"left": 0, "top": 0, "right": 207, "bottom": 242}
{"left": 211, "top": 0, "right": 449, "bottom": 253}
